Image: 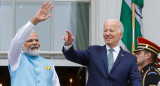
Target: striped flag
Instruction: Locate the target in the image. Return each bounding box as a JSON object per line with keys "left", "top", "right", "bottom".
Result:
{"left": 120, "top": 0, "right": 144, "bottom": 53}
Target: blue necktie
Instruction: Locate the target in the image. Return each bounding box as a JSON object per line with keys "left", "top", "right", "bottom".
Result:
{"left": 108, "top": 48, "right": 114, "bottom": 73}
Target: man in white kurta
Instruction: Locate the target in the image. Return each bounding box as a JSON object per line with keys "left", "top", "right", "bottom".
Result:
{"left": 8, "top": 2, "right": 60, "bottom": 86}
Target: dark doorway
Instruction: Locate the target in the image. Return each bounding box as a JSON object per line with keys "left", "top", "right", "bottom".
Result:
{"left": 0, "top": 66, "right": 86, "bottom": 86}
{"left": 0, "top": 66, "right": 10, "bottom": 86}
{"left": 55, "top": 67, "right": 86, "bottom": 86}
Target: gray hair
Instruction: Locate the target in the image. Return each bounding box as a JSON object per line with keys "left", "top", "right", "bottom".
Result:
{"left": 105, "top": 19, "right": 124, "bottom": 33}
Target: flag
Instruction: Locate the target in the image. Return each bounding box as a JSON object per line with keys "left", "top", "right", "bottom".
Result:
{"left": 120, "top": 0, "right": 144, "bottom": 53}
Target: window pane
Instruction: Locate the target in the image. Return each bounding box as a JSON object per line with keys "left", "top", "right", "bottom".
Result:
{"left": 15, "top": 2, "right": 52, "bottom": 51}
{"left": 54, "top": 2, "right": 89, "bottom": 51}
{"left": 0, "top": 2, "right": 12, "bottom": 51}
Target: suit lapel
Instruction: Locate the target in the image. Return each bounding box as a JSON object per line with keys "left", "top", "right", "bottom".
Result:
{"left": 99, "top": 45, "right": 108, "bottom": 74}
{"left": 110, "top": 47, "right": 125, "bottom": 72}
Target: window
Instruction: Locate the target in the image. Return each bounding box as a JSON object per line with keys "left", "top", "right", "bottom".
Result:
{"left": 0, "top": 0, "right": 90, "bottom": 85}
{"left": 0, "top": 0, "right": 90, "bottom": 54}
{"left": 16, "top": 1, "right": 53, "bottom": 51}
{"left": 54, "top": 1, "right": 89, "bottom": 51}
{"left": 0, "top": 1, "right": 12, "bottom": 51}
{"left": 0, "top": 0, "right": 91, "bottom": 85}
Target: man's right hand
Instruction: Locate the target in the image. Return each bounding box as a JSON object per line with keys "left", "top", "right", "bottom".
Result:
{"left": 31, "top": 1, "right": 54, "bottom": 25}
{"left": 63, "top": 31, "right": 75, "bottom": 46}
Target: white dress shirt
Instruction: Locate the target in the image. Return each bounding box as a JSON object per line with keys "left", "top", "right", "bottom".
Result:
{"left": 106, "top": 44, "right": 120, "bottom": 62}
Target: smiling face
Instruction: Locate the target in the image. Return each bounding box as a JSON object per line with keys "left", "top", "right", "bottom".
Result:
{"left": 23, "top": 32, "right": 40, "bottom": 56}
{"left": 103, "top": 20, "right": 123, "bottom": 48}
{"left": 24, "top": 32, "right": 40, "bottom": 50}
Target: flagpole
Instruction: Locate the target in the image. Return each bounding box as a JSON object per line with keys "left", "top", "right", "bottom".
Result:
{"left": 132, "top": 3, "right": 135, "bottom": 54}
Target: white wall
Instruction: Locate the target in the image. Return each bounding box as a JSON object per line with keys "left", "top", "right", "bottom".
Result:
{"left": 93, "top": 0, "right": 160, "bottom": 48}
{"left": 143, "top": 0, "right": 160, "bottom": 46}
{"left": 143, "top": 0, "right": 160, "bottom": 57}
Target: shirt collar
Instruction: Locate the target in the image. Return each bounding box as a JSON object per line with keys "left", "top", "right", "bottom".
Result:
{"left": 106, "top": 44, "right": 120, "bottom": 53}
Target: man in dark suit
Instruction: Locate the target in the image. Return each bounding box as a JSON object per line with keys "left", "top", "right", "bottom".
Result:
{"left": 62, "top": 19, "right": 142, "bottom": 86}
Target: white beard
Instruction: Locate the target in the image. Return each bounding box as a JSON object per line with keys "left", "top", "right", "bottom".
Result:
{"left": 23, "top": 45, "right": 40, "bottom": 57}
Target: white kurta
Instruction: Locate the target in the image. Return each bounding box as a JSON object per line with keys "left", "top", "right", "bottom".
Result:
{"left": 8, "top": 21, "right": 60, "bottom": 86}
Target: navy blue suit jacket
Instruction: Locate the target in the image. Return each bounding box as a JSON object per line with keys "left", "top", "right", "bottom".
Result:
{"left": 63, "top": 45, "right": 142, "bottom": 86}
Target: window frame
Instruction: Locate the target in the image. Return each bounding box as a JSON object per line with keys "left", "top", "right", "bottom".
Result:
{"left": 0, "top": 0, "right": 95, "bottom": 67}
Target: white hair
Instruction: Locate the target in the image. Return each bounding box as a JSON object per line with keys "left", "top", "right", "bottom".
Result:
{"left": 23, "top": 45, "right": 40, "bottom": 57}
{"left": 104, "top": 19, "right": 124, "bottom": 33}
